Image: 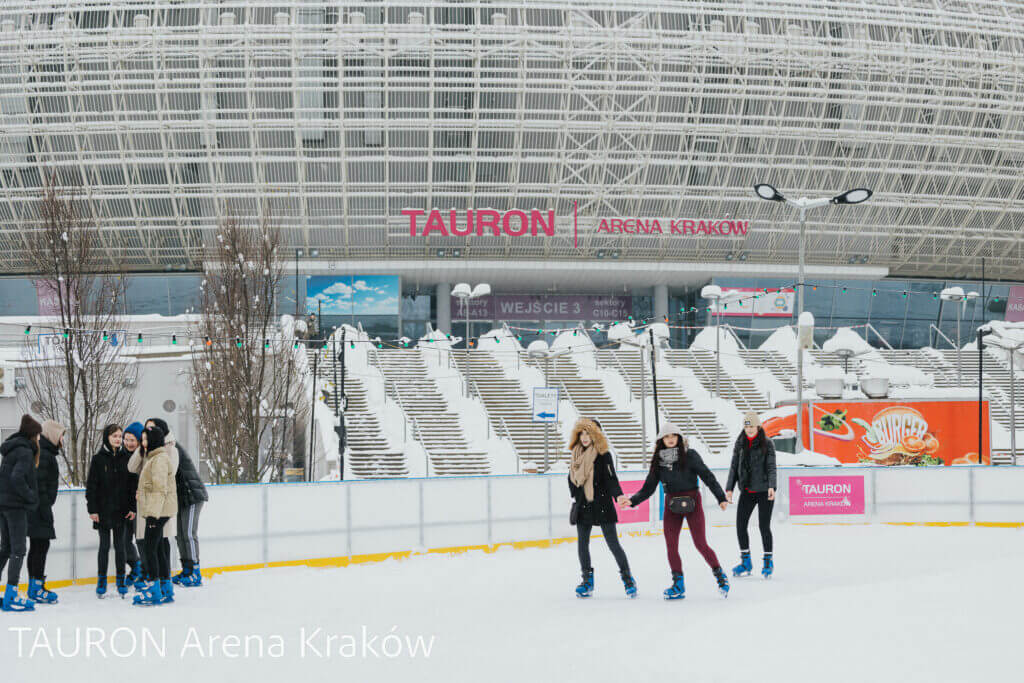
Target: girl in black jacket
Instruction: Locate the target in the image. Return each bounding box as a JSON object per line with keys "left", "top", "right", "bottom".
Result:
{"left": 0, "top": 414, "right": 42, "bottom": 611}
{"left": 726, "top": 411, "right": 778, "bottom": 579}
{"left": 567, "top": 418, "right": 636, "bottom": 599}
{"left": 26, "top": 420, "right": 64, "bottom": 605}
{"left": 86, "top": 424, "right": 138, "bottom": 598}
{"left": 626, "top": 423, "right": 730, "bottom": 600}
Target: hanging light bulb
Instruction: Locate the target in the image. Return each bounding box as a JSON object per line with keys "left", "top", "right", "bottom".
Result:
{"left": 24, "top": 325, "right": 31, "bottom": 335}
{"left": 102, "top": 330, "right": 109, "bottom": 342}
{"left": 171, "top": 335, "right": 178, "bottom": 345}
{"left": 137, "top": 332, "right": 143, "bottom": 343}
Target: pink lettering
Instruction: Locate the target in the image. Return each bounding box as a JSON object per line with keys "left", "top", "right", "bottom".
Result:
{"left": 476, "top": 209, "right": 501, "bottom": 236}
{"left": 530, "top": 209, "right": 556, "bottom": 237}
{"left": 598, "top": 219, "right": 612, "bottom": 233}
{"left": 451, "top": 209, "right": 474, "bottom": 237}
{"left": 403, "top": 209, "right": 425, "bottom": 236}
{"left": 422, "top": 209, "right": 449, "bottom": 237}
{"left": 503, "top": 209, "right": 528, "bottom": 236}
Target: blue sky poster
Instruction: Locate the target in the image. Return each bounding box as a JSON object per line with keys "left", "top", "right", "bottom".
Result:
{"left": 305, "top": 275, "right": 400, "bottom": 316}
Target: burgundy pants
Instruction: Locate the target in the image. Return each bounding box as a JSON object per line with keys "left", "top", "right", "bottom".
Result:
{"left": 663, "top": 489, "right": 720, "bottom": 573}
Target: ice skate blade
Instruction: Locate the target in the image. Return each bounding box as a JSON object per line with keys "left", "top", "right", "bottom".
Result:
{"left": 664, "top": 594, "right": 685, "bottom": 601}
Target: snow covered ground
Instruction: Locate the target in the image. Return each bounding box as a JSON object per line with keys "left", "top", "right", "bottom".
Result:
{"left": 1, "top": 524, "right": 1019, "bottom": 683}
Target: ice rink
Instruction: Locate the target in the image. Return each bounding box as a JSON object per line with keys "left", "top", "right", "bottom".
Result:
{"left": 1, "top": 523, "right": 1019, "bottom": 683}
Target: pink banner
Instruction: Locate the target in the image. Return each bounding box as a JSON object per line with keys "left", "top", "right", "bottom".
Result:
{"left": 618, "top": 480, "right": 650, "bottom": 524}
{"left": 1007, "top": 286, "right": 1024, "bottom": 323}
{"left": 788, "top": 476, "right": 865, "bottom": 516}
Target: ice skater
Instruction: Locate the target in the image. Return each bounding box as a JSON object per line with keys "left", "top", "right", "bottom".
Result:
{"left": 0, "top": 415, "right": 42, "bottom": 612}
{"left": 133, "top": 425, "right": 178, "bottom": 607}
{"left": 726, "top": 411, "right": 777, "bottom": 579}
{"left": 624, "top": 423, "right": 730, "bottom": 599}
{"left": 25, "top": 420, "right": 64, "bottom": 605}
{"left": 146, "top": 417, "right": 207, "bottom": 588}
{"left": 568, "top": 418, "right": 636, "bottom": 599}
{"left": 86, "top": 424, "right": 138, "bottom": 598}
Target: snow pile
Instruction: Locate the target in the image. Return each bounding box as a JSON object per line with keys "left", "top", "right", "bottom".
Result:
{"left": 760, "top": 325, "right": 799, "bottom": 360}
{"left": 691, "top": 326, "right": 741, "bottom": 356}
{"left": 822, "top": 327, "right": 875, "bottom": 357}
{"left": 477, "top": 327, "right": 521, "bottom": 352}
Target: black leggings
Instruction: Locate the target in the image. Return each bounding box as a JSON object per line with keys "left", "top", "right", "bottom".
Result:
{"left": 0, "top": 509, "right": 28, "bottom": 586}
{"left": 577, "top": 522, "right": 630, "bottom": 576}
{"left": 143, "top": 517, "right": 170, "bottom": 581}
{"left": 736, "top": 491, "right": 774, "bottom": 553}
{"left": 27, "top": 538, "right": 50, "bottom": 579}
{"left": 97, "top": 521, "right": 129, "bottom": 578}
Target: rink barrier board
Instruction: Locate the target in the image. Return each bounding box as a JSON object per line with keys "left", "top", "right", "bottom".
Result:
{"left": 27, "top": 466, "right": 1024, "bottom": 589}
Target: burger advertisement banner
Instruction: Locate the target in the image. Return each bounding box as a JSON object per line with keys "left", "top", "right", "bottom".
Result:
{"left": 799, "top": 400, "right": 990, "bottom": 466}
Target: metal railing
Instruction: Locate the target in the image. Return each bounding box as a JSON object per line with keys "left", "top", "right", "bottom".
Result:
{"left": 864, "top": 323, "right": 895, "bottom": 350}
{"left": 929, "top": 324, "right": 958, "bottom": 350}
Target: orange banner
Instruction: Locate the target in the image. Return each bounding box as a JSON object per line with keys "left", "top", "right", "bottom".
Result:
{"left": 763, "top": 400, "right": 990, "bottom": 466}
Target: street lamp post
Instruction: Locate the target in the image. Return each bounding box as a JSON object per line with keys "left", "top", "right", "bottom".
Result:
{"left": 753, "top": 183, "right": 872, "bottom": 453}
{"left": 940, "top": 287, "right": 980, "bottom": 387}
{"left": 452, "top": 282, "right": 491, "bottom": 398}
{"left": 700, "top": 285, "right": 723, "bottom": 399}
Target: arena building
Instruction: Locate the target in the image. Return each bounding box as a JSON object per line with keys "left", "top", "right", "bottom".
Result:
{"left": 1, "top": 1, "right": 1023, "bottom": 348}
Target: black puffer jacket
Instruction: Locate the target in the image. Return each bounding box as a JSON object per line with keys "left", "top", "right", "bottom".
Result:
{"left": 0, "top": 434, "right": 39, "bottom": 511}
{"left": 27, "top": 436, "right": 60, "bottom": 539}
{"left": 175, "top": 444, "right": 208, "bottom": 507}
{"left": 631, "top": 447, "right": 727, "bottom": 506}
{"left": 726, "top": 429, "right": 777, "bottom": 493}
{"left": 568, "top": 451, "right": 624, "bottom": 526}
{"left": 85, "top": 443, "right": 137, "bottom": 529}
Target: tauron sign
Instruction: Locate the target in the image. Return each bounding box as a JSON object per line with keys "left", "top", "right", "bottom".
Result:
{"left": 403, "top": 208, "right": 750, "bottom": 240}
{"left": 403, "top": 209, "right": 555, "bottom": 237}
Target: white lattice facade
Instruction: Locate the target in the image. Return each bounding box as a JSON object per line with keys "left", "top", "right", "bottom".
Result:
{"left": 1, "top": 1, "right": 1023, "bottom": 277}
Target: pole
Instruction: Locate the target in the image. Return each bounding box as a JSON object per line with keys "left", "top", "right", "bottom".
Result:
{"left": 318, "top": 298, "right": 323, "bottom": 348}
{"left": 340, "top": 328, "right": 347, "bottom": 414}
{"left": 1010, "top": 347, "right": 1017, "bottom": 466}
{"left": 638, "top": 343, "right": 648, "bottom": 463}
{"left": 715, "top": 307, "right": 721, "bottom": 400}
{"left": 332, "top": 334, "right": 338, "bottom": 414}
{"left": 796, "top": 206, "right": 806, "bottom": 452}
{"left": 957, "top": 300, "right": 962, "bottom": 387}
{"left": 648, "top": 327, "right": 661, "bottom": 435}
{"left": 465, "top": 297, "right": 472, "bottom": 398}
{"left": 543, "top": 355, "right": 550, "bottom": 472}
{"left": 294, "top": 250, "right": 299, "bottom": 317}
{"left": 309, "top": 350, "right": 319, "bottom": 482}
{"left": 978, "top": 328, "right": 984, "bottom": 465}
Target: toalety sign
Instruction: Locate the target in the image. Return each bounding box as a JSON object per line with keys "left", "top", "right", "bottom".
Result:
{"left": 402, "top": 208, "right": 750, "bottom": 239}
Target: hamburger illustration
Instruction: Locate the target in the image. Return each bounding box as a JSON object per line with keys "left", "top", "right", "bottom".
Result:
{"left": 851, "top": 406, "right": 944, "bottom": 466}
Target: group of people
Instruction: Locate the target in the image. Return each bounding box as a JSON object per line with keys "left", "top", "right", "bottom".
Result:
{"left": 568, "top": 410, "right": 776, "bottom": 600}
{"left": 0, "top": 414, "right": 208, "bottom": 612}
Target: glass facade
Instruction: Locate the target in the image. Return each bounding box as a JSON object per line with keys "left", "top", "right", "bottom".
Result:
{"left": 2, "top": 273, "right": 1016, "bottom": 352}
{"left": 711, "top": 277, "right": 1017, "bottom": 349}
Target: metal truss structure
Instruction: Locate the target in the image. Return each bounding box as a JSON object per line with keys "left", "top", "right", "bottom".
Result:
{"left": 1, "top": 1, "right": 1022, "bottom": 278}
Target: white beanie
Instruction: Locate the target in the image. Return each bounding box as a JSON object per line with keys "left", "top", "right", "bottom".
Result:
{"left": 656, "top": 422, "right": 684, "bottom": 443}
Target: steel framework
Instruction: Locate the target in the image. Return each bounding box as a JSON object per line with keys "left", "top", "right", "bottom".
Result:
{"left": 0, "top": 1, "right": 1022, "bottom": 277}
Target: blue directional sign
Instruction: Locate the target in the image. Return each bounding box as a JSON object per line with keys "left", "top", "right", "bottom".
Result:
{"left": 532, "top": 387, "right": 559, "bottom": 423}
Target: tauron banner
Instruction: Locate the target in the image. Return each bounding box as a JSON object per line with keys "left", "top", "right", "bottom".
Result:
{"left": 789, "top": 476, "right": 866, "bottom": 515}
{"left": 783, "top": 400, "right": 991, "bottom": 466}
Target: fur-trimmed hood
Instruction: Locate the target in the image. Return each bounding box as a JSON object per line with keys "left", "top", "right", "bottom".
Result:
{"left": 567, "top": 418, "right": 610, "bottom": 454}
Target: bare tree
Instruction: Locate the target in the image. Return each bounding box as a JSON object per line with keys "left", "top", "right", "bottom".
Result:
{"left": 191, "top": 213, "right": 307, "bottom": 483}
{"left": 18, "top": 178, "right": 136, "bottom": 485}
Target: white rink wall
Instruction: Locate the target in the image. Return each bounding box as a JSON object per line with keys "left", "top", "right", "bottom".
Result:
{"left": 38, "top": 466, "right": 1024, "bottom": 586}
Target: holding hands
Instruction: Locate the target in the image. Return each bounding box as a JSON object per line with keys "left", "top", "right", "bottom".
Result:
{"left": 726, "top": 491, "right": 733, "bottom": 504}
{"left": 719, "top": 501, "right": 729, "bottom": 511}
{"left": 616, "top": 495, "right": 632, "bottom": 509}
